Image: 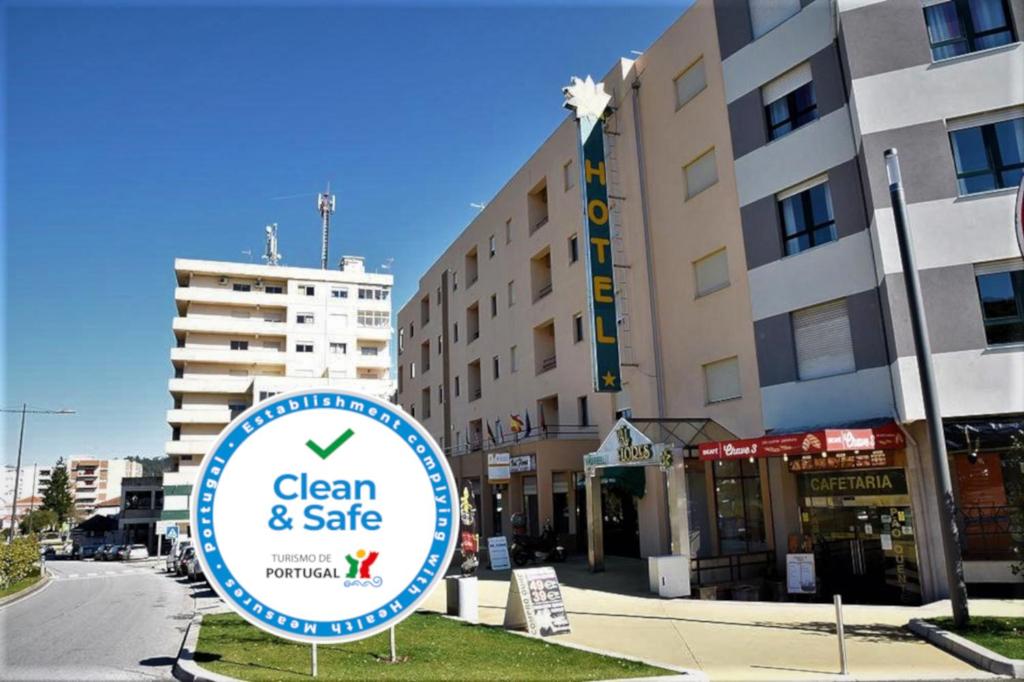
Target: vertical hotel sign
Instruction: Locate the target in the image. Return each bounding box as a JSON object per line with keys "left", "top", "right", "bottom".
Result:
{"left": 563, "top": 76, "right": 621, "bottom": 392}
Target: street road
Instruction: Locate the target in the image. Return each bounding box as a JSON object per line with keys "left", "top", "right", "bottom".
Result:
{"left": 1, "top": 559, "right": 198, "bottom": 681}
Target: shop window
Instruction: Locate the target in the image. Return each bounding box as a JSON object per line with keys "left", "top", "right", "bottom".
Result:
{"left": 523, "top": 476, "right": 539, "bottom": 536}
{"left": 924, "top": 0, "right": 1016, "bottom": 61}
{"left": 792, "top": 298, "right": 855, "bottom": 380}
{"left": 713, "top": 459, "right": 767, "bottom": 555}
{"left": 974, "top": 262, "right": 1024, "bottom": 344}
{"left": 491, "top": 484, "right": 505, "bottom": 536}
{"left": 955, "top": 450, "right": 1024, "bottom": 559}
{"left": 552, "top": 473, "right": 570, "bottom": 534}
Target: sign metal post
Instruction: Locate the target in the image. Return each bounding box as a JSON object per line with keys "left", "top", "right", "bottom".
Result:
{"left": 834, "top": 594, "right": 848, "bottom": 675}
{"left": 311, "top": 643, "right": 317, "bottom": 677}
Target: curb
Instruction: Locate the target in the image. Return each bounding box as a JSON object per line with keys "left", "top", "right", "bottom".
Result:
{"left": 0, "top": 571, "right": 51, "bottom": 608}
{"left": 907, "top": 618, "right": 1024, "bottom": 678}
{"left": 172, "top": 615, "right": 240, "bottom": 682}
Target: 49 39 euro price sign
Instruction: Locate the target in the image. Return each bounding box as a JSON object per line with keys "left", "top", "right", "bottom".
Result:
{"left": 191, "top": 388, "right": 459, "bottom": 643}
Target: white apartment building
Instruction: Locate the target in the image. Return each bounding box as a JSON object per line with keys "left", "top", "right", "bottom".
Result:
{"left": 1, "top": 464, "right": 53, "bottom": 509}
{"left": 159, "top": 256, "right": 394, "bottom": 536}
{"left": 68, "top": 457, "right": 142, "bottom": 516}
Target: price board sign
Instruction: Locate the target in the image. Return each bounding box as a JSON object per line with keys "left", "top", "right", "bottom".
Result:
{"left": 488, "top": 536, "right": 511, "bottom": 571}
{"left": 503, "top": 566, "right": 570, "bottom": 636}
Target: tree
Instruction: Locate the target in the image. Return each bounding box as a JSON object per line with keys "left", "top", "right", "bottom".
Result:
{"left": 1008, "top": 432, "right": 1024, "bottom": 577}
{"left": 42, "top": 458, "right": 75, "bottom": 526}
{"left": 19, "top": 508, "right": 57, "bottom": 535}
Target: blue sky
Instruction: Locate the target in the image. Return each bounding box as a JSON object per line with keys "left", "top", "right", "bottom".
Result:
{"left": 4, "top": 1, "right": 687, "bottom": 465}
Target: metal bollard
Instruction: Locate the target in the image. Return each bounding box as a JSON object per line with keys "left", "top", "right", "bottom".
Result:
{"left": 834, "top": 594, "right": 848, "bottom": 675}
{"left": 311, "top": 642, "right": 318, "bottom": 677}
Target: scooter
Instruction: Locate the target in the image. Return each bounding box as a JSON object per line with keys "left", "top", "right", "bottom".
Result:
{"left": 510, "top": 517, "right": 567, "bottom": 566}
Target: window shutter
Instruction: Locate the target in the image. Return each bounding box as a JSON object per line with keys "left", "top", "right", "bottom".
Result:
{"left": 675, "top": 58, "right": 707, "bottom": 109}
{"left": 695, "top": 249, "right": 730, "bottom": 296}
{"left": 705, "top": 356, "right": 741, "bottom": 403}
{"left": 761, "top": 62, "right": 812, "bottom": 106}
{"left": 749, "top": 0, "right": 801, "bottom": 38}
{"left": 793, "top": 299, "right": 856, "bottom": 380}
{"left": 685, "top": 149, "right": 718, "bottom": 199}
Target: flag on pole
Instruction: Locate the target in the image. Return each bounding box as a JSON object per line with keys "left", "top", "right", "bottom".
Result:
{"left": 510, "top": 414, "right": 524, "bottom": 433}
{"left": 496, "top": 419, "right": 504, "bottom": 443}
{"left": 524, "top": 409, "right": 532, "bottom": 436}
{"left": 538, "top": 403, "right": 546, "bottom": 433}
{"left": 486, "top": 421, "right": 496, "bottom": 446}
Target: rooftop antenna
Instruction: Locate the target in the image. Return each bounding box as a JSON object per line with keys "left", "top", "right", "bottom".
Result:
{"left": 317, "top": 184, "right": 336, "bottom": 270}
{"left": 469, "top": 202, "right": 487, "bottom": 211}
{"left": 263, "top": 223, "right": 282, "bottom": 266}
{"left": 241, "top": 249, "right": 254, "bottom": 263}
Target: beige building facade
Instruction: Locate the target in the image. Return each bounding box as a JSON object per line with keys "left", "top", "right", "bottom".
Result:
{"left": 398, "top": 0, "right": 765, "bottom": 562}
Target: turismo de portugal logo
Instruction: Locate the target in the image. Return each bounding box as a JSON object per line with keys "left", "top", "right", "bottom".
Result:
{"left": 190, "top": 388, "right": 458, "bottom": 643}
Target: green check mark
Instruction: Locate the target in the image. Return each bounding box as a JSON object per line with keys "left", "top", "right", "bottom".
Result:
{"left": 305, "top": 428, "right": 355, "bottom": 460}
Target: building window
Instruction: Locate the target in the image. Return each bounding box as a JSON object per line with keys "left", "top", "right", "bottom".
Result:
{"left": 438, "top": 385, "right": 444, "bottom": 404}
{"left": 331, "top": 287, "right": 348, "bottom": 299}
{"left": 684, "top": 149, "right": 718, "bottom": 199}
{"left": 357, "top": 310, "right": 390, "bottom": 328}
{"left": 454, "top": 375, "right": 461, "bottom": 397}
{"left": 359, "top": 287, "right": 389, "bottom": 300}
{"left": 330, "top": 342, "right": 347, "bottom": 354}
{"left": 703, "top": 356, "right": 741, "bottom": 403}
{"left": 563, "top": 159, "right": 575, "bottom": 191}
{"left": 924, "top": 0, "right": 1016, "bottom": 61}
{"left": 568, "top": 234, "right": 579, "bottom": 264}
{"left": 490, "top": 294, "right": 498, "bottom": 318}
{"left": 764, "top": 66, "right": 817, "bottom": 141}
{"left": 792, "top": 298, "right": 855, "bottom": 380}
{"left": 749, "top": 0, "right": 800, "bottom": 38}
{"left": 578, "top": 396, "right": 589, "bottom": 426}
{"left": 674, "top": 57, "right": 706, "bottom": 109}
{"left": 778, "top": 178, "right": 836, "bottom": 256}
{"left": 489, "top": 235, "right": 496, "bottom": 258}
{"left": 949, "top": 115, "right": 1024, "bottom": 195}
{"left": 232, "top": 283, "right": 251, "bottom": 292}
{"left": 230, "top": 340, "right": 249, "bottom": 351}
{"left": 265, "top": 285, "right": 283, "bottom": 294}
{"left": 493, "top": 355, "right": 500, "bottom": 379}
{"left": 411, "top": 362, "right": 417, "bottom": 379}
{"left": 510, "top": 345, "right": 518, "bottom": 373}
{"left": 299, "top": 285, "right": 315, "bottom": 296}
{"left": 453, "top": 322, "right": 460, "bottom": 343}
{"left": 452, "top": 270, "right": 458, "bottom": 290}
{"left": 258, "top": 391, "right": 278, "bottom": 401}
{"left": 360, "top": 345, "right": 379, "bottom": 357}
{"left": 508, "top": 280, "right": 516, "bottom": 307}
{"left": 229, "top": 403, "right": 247, "bottom": 419}
{"left": 713, "top": 459, "right": 767, "bottom": 555}
{"left": 974, "top": 261, "right": 1024, "bottom": 345}
{"left": 505, "top": 218, "right": 512, "bottom": 244}
{"left": 295, "top": 342, "right": 314, "bottom": 353}
{"left": 437, "top": 335, "right": 443, "bottom": 354}
{"left": 398, "top": 327, "right": 405, "bottom": 354}
{"left": 297, "top": 312, "right": 314, "bottom": 324}
{"left": 572, "top": 313, "right": 584, "bottom": 343}
{"left": 694, "top": 248, "right": 730, "bottom": 297}
{"left": 410, "top": 404, "right": 415, "bottom": 418}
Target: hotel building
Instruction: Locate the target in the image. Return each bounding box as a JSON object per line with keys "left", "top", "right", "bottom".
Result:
{"left": 400, "top": 0, "right": 1022, "bottom": 603}
{"left": 159, "top": 256, "right": 394, "bottom": 536}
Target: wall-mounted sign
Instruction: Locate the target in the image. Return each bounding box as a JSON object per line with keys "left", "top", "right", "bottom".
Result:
{"left": 563, "top": 75, "right": 621, "bottom": 393}
{"left": 797, "top": 468, "right": 908, "bottom": 497}
{"left": 787, "top": 451, "right": 894, "bottom": 473}
{"left": 503, "top": 566, "right": 570, "bottom": 637}
{"left": 585, "top": 418, "right": 668, "bottom": 471}
{"left": 191, "top": 389, "right": 458, "bottom": 644}
{"left": 699, "top": 422, "right": 906, "bottom": 461}
{"left": 510, "top": 454, "right": 536, "bottom": 474}
{"left": 487, "top": 453, "right": 511, "bottom": 483}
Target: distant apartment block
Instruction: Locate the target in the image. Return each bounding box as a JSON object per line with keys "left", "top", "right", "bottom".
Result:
{"left": 160, "top": 256, "right": 395, "bottom": 537}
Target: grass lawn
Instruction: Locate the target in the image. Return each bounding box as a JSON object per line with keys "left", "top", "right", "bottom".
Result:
{"left": 928, "top": 617, "right": 1024, "bottom": 660}
{"left": 0, "top": 574, "right": 42, "bottom": 600}
{"left": 196, "top": 612, "right": 674, "bottom": 681}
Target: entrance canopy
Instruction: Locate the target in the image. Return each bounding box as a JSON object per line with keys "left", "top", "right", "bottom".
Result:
{"left": 698, "top": 420, "right": 905, "bottom": 462}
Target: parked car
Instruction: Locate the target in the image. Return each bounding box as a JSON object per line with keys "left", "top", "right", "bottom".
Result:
{"left": 177, "top": 547, "right": 195, "bottom": 577}
{"left": 126, "top": 544, "right": 150, "bottom": 561}
{"left": 94, "top": 544, "right": 111, "bottom": 560}
{"left": 73, "top": 544, "right": 99, "bottom": 559}
{"left": 113, "top": 544, "right": 131, "bottom": 561}
{"left": 166, "top": 541, "right": 191, "bottom": 574}
{"left": 99, "top": 544, "right": 118, "bottom": 561}
{"left": 185, "top": 553, "right": 204, "bottom": 582}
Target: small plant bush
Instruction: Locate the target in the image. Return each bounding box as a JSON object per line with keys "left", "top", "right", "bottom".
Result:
{"left": 0, "top": 536, "right": 40, "bottom": 589}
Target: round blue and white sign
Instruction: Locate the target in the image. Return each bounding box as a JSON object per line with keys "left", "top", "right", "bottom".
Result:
{"left": 190, "top": 388, "right": 458, "bottom": 643}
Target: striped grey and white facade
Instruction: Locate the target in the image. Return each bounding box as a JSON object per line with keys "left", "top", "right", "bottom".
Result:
{"left": 716, "top": 0, "right": 1024, "bottom": 598}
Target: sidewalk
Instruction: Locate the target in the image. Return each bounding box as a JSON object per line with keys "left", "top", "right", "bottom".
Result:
{"left": 421, "top": 557, "right": 1021, "bottom": 681}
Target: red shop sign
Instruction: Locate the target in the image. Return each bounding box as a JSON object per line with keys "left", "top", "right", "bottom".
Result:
{"left": 699, "top": 422, "right": 905, "bottom": 461}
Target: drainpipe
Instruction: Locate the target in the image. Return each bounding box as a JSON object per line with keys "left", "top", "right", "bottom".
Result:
{"left": 630, "top": 75, "right": 665, "bottom": 422}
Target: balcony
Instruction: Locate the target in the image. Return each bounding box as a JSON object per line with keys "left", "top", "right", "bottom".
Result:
{"left": 174, "top": 286, "right": 287, "bottom": 313}
{"left": 166, "top": 408, "right": 232, "bottom": 425}
{"left": 169, "top": 377, "right": 252, "bottom": 395}
{"left": 165, "top": 440, "right": 213, "bottom": 456}
{"left": 444, "top": 424, "right": 599, "bottom": 456}
{"left": 172, "top": 316, "right": 286, "bottom": 337}
{"left": 355, "top": 326, "right": 391, "bottom": 342}
{"left": 355, "top": 354, "right": 390, "bottom": 370}
{"left": 170, "top": 346, "right": 286, "bottom": 366}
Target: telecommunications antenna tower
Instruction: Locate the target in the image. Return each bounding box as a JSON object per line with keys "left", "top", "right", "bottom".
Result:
{"left": 317, "top": 184, "right": 336, "bottom": 270}
{"left": 263, "top": 223, "right": 282, "bottom": 266}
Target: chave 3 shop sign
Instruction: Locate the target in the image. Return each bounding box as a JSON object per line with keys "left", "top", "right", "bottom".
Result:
{"left": 191, "top": 388, "right": 458, "bottom": 644}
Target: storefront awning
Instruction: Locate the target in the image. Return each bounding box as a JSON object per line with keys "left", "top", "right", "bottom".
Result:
{"left": 698, "top": 420, "right": 905, "bottom": 462}
{"left": 944, "top": 415, "right": 1024, "bottom": 452}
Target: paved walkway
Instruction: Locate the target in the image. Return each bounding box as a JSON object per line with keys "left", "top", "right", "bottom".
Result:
{"left": 420, "top": 556, "right": 1021, "bottom": 681}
